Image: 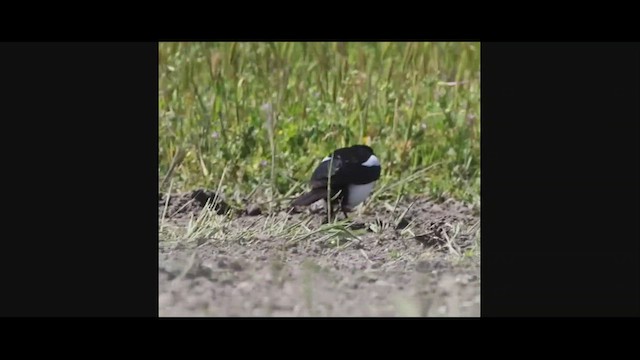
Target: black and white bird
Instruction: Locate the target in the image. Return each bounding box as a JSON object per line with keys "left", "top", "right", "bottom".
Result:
{"left": 291, "top": 144, "right": 381, "bottom": 218}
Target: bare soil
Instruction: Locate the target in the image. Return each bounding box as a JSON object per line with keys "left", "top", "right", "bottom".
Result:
{"left": 159, "top": 191, "right": 480, "bottom": 317}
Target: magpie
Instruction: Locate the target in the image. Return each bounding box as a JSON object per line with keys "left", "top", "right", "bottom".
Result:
{"left": 291, "top": 144, "right": 381, "bottom": 218}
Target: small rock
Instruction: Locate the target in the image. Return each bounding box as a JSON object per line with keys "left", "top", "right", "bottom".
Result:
{"left": 348, "top": 222, "right": 366, "bottom": 230}
{"left": 236, "top": 281, "right": 253, "bottom": 292}
{"left": 358, "top": 274, "right": 378, "bottom": 283}
{"left": 255, "top": 234, "right": 271, "bottom": 242}
{"left": 202, "top": 263, "right": 217, "bottom": 277}
{"left": 246, "top": 204, "right": 262, "bottom": 216}
{"left": 191, "top": 189, "right": 229, "bottom": 214}
{"left": 416, "top": 260, "right": 431, "bottom": 273}
{"left": 309, "top": 201, "right": 325, "bottom": 213}
{"left": 395, "top": 217, "right": 411, "bottom": 230}
{"left": 229, "top": 261, "right": 243, "bottom": 272}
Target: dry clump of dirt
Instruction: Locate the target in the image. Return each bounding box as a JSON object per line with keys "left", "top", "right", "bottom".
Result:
{"left": 159, "top": 189, "right": 229, "bottom": 218}
{"left": 159, "top": 190, "right": 480, "bottom": 317}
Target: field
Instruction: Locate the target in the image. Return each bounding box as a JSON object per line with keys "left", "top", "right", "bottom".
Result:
{"left": 158, "top": 42, "right": 480, "bottom": 316}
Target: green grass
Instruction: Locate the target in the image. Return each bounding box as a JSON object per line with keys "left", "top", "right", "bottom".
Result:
{"left": 159, "top": 42, "right": 480, "bottom": 209}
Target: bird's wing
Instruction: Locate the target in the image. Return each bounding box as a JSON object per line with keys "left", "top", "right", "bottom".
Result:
{"left": 309, "top": 153, "right": 363, "bottom": 189}
{"left": 290, "top": 187, "right": 328, "bottom": 206}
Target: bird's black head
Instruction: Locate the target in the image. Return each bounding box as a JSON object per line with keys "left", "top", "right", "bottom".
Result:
{"left": 326, "top": 144, "right": 375, "bottom": 161}
{"left": 339, "top": 145, "right": 376, "bottom": 162}
{"left": 350, "top": 144, "right": 375, "bottom": 156}
{"left": 324, "top": 144, "right": 379, "bottom": 170}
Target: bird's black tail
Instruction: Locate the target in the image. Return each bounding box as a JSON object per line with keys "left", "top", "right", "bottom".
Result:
{"left": 291, "top": 188, "right": 328, "bottom": 206}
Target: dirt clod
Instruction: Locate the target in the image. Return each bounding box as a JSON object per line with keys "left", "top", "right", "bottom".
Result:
{"left": 245, "top": 204, "right": 262, "bottom": 216}
{"left": 159, "top": 189, "right": 229, "bottom": 219}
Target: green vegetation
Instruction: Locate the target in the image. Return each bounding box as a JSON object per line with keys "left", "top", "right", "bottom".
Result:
{"left": 159, "top": 42, "right": 480, "bottom": 209}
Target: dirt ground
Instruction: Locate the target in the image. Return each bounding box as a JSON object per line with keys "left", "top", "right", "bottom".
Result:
{"left": 159, "top": 190, "right": 480, "bottom": 317}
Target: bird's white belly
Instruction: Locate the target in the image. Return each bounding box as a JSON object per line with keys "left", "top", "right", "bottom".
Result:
{"left": 346, "top": 182, "right": 376, "bottom": 209}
